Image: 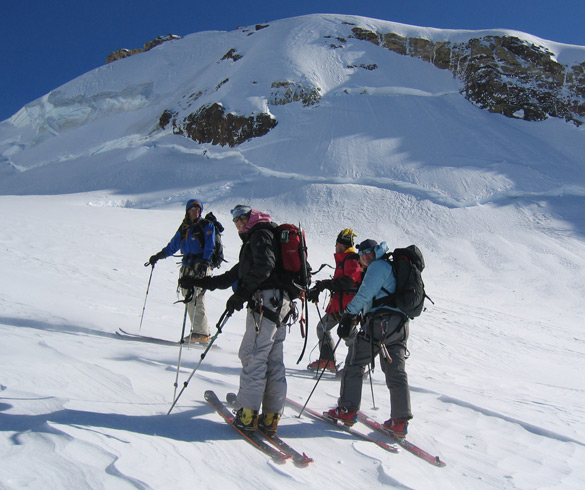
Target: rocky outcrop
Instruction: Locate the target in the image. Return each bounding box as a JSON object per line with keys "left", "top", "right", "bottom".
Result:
{"left": 350, "top": 27, "right": 585, "bottom": 125}
{"left": 221, "top": 49, "right": 243, "bottom": 62}
{"left": 161, "top": 103, "right": 277, "bottom": 147}
{"left": 106, "top": 34, "right": 182, "bottom": 63}
{"left": 269, "top": 81, "right": 321, "bottom": 106}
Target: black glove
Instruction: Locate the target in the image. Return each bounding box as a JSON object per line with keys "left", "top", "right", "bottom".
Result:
{"left": 179, "top": 275, "right": 206, "bottom": 290}
{"left": 148, "top": 251, "right": 166, "bottom": 266}
{"left": 315, "top": 280, "right": 331, "bottom": 292}
{"left": 337, "top": 313, "right": 356, "bottom": 339}
{"left": 195, "top": 260, "right": 211, "bottom": 279}
{"left": 307, "top": 287, "right": 321, "bottom": 303}
{"left": 226, "top": 294, "right": 246, "bottom": 313}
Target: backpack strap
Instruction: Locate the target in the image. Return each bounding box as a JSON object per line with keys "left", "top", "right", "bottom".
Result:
{"left": 372, "top": 287, "right": 397, "bottom": 309}
{"left": 335, "top": 252, "right": 361, "bottom": 310}
{"left": 191, "top": 219, "right": 210, "bottom": 249}
{"left": 370, "top": 254, "right": 396, "bottom": 309}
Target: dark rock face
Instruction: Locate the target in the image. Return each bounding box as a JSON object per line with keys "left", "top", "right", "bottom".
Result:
{"left": 163, "top": 103, "right": 277, "bottom": 147}
{"left": 146, "top": 22, "right": 585, "bottom": 149}
{"left": 351, "top": 27, "right": 585, "bottom": 125}
{"left": 269, "top": 81, "right": 322, "bottom": 106}
{"left": 106, "top": 34, "right": 182, "bottom": 63}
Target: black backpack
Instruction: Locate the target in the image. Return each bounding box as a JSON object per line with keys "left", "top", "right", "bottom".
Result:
{"left": 193, "top": 212, "right": 225, "bottom": 269}
{"left": 376, "top": 245, "right": 430, "bottom": 319}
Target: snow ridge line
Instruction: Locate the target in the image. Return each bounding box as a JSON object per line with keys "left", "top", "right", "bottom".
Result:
{"left": 438, "top": 394, "right": 585, "bottom": 447}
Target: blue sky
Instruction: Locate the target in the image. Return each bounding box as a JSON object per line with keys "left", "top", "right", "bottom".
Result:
{"left": 2, "top": 0, "right": 585, "bottom": 122}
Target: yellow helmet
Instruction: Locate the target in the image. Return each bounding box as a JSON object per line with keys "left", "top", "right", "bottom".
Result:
{"left": 336, "top": 228, "right": 357, "bottom": 247}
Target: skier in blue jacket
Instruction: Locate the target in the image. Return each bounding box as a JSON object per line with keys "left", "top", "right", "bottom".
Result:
{"left": 325, "top": 239, "right": 412, "bottom": 438}
{"left": 148, "top": 199, "right": 215, "bottom": 343}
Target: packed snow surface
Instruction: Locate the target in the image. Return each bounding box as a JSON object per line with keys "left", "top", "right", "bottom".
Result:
{"left": 1, "top": 13, "right": 584, "bottom": 489}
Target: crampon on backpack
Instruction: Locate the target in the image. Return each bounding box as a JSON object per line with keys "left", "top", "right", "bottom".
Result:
{"left": 376, "top": 245, "right": 432, "bottom": 319}
{"left": 274, "top": 223, "right": 311, "bottom": 299}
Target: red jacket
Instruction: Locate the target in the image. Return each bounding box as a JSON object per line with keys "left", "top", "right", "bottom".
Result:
{"left": 326, "top": 249, "right": 363, "bottom": 314}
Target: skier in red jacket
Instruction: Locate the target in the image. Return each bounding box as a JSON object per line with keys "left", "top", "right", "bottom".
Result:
{"left": 307, "top": 228, "right": 363, "bottom": 372}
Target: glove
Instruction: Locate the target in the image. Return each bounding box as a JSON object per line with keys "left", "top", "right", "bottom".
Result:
{"left": 315, "top": 280, "right": 331, "bottom": 292}
{"left": 179, "top": 275, "right": 206, "bottom": 290}
{"left": 307, "top": 287, "right": 320, "bottom": 303}
{"left": 226, "top": 294, "right": 246, "bottom": 313}
{"left": 195, "top": 260, "right": 211, "bottom": 279}
{"left": 337, "top": 313, "right": 356, "bottom": 339}
{"left": 148, "top": 251, "right": 166, "bottom": 266}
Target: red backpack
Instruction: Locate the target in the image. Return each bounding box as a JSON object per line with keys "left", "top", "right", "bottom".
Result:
{"left": 275, "top": 223, "right": 311, "bottom": 295}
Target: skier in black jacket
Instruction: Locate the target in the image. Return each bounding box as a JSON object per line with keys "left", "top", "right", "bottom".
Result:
{"left": 180, "top": 204, "right": 291, "bottom": 435}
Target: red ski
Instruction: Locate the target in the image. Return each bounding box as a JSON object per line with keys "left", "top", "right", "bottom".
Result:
{"left": 286, "top": 397, "right": 398, "bottom": 454}
{"left": 357, "top": 411, "right": 446, "bottom": 467}
{"left": 205, "top": 390, "right": 290, "bottom": 463}
{"left": 225, "top": 393, "right": 313, "bottom": 467}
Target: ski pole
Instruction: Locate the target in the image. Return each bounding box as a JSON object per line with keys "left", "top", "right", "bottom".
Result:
{"left": 295, "top": 225, "right": 310, "bottom": 364}
{"left": 172, "top": 297, "right": 192, "bottom": 402}
{"left": 314, "top": 302, "right": 336, "bottom": 368}
{"left": 167, "top": 309, "right": 232, "bottom": 415}
{"left": 368, "top": 365, "right": 378, "bottom": 410}
{"left": 306, "top": 301, "right": 325, "bottom": 362}
{"left": 314, "top": 300, "right": 325, "bottom": 327}
{"left": 296, "top": 336, "right": 342, "bottom": 418}
{"left": 139, "top": 263, "right": 155, "bottom": 330}
{"left": 295, "top": 293, "right": 310, "bottom": 364}
{"left": 172, "top": 288, "right": 206, "bottom": 400}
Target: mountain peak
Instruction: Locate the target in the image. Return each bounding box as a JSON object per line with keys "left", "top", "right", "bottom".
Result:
{"left": 105, "top": 34, "right": 183, "bottom": 64}
{"left": 1, "top": 13, "right": 585, "bottom": 202}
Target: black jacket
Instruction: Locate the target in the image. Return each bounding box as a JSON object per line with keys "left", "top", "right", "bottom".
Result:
{"left": 204, "top": 221, "right": 282, "bottom": 300}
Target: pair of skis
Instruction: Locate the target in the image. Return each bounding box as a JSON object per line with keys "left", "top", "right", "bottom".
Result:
{"left": 285, "top": 398, "right": 446, "bottom": 467}
{"left": 205, "top": 391, "right": 445, "bottom": 468}
{"left": 205, "top": 391, "right": 313, "bottom": 467}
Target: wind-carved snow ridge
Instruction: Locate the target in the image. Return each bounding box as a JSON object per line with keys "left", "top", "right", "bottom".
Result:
{"left": 352, "top": 442, "right": 415, "bottom": 489}
{"left": 220, "top": 151, "right": 585, "bottom": 208}
{"left": 332, "top": 86, "right": 459, "bottom": 97}
{"left": 438, "top": 395, "right": 585, "bottom": 446}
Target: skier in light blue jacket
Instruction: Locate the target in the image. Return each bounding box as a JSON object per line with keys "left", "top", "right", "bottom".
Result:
{"left": 325, "top": 239, "right": 412, "bottom": 438}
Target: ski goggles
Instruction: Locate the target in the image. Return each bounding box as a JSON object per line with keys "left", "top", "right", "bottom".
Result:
{"left": 232, "top": 214, "right": 248, "bottom": 223}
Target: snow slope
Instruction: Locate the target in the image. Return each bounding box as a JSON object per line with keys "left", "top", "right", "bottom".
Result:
{"left": 1, "top": 13, "right": 585, "bottom": 490}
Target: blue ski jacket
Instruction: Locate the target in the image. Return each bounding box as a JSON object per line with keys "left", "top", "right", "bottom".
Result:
{"left": 162, "top": 219, "right": 215, "bottom": 267}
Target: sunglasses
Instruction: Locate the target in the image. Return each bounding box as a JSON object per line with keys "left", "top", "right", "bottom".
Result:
{"left": 358, "top": 247, "right": 374, "bottom": 256}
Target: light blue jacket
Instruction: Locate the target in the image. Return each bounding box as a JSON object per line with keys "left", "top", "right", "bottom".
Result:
{"left": 345, "top": 241, "right": 402, "bottom": 317}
